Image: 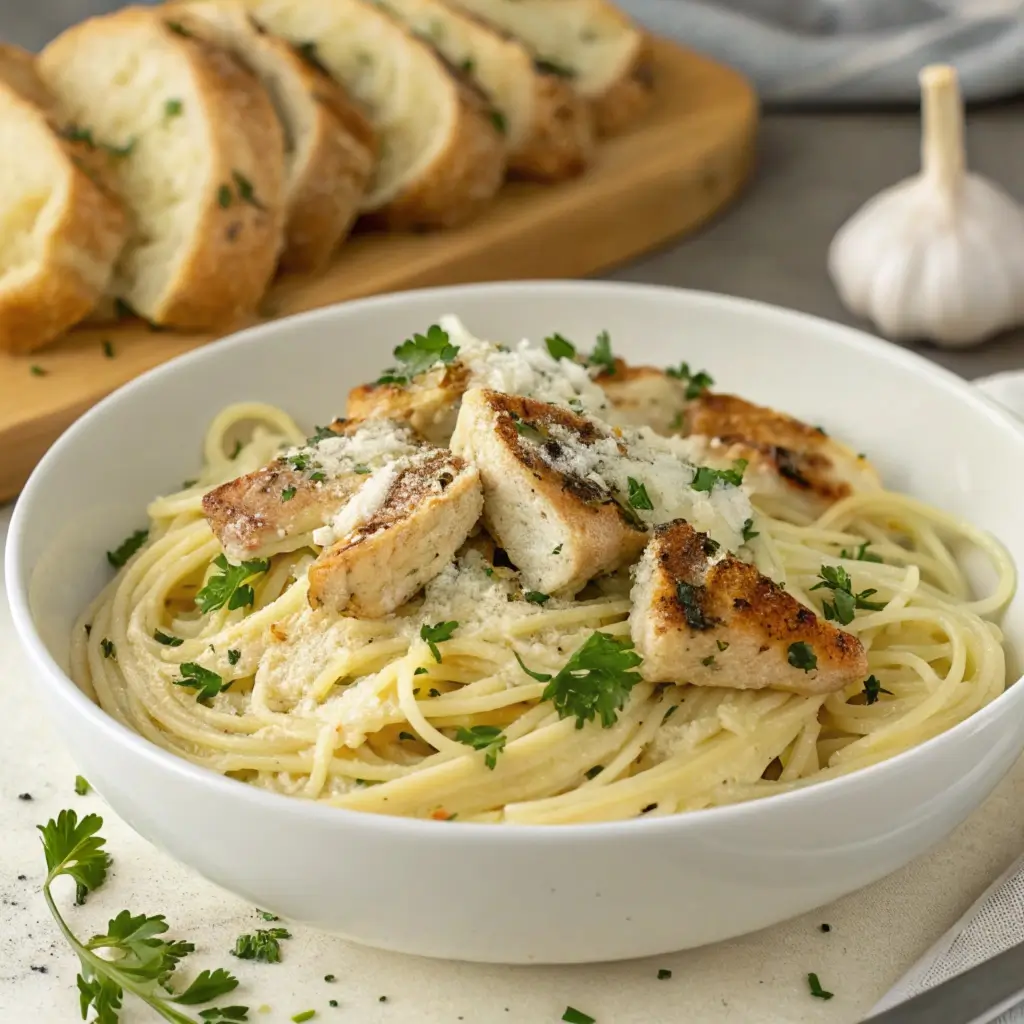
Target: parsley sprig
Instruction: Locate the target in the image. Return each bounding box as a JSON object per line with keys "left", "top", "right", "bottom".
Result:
{"left": 38, "top": 810, "right": 243, "bottom": 1023}
{"left": 691, "top": 459, "right": 747, "bottom": 493}
{"left": 174, "top": 664, "right": 229, "bottom": 705}
{"left": 196, "top": 555, "right": 270, "bottom": 614}
{"left": 862, "top": 674, "right": 893, "bottom": 704}
{"left": 666, "top": 361, "right": 714, "bottom": 399}
{"left": 420, "top": 621, "right": 458, "bottom": 663}
{"left": 454, "top": 725, "right": 506, "bottom": 769}
{"left": 107, "top": 529, "right": 149, "bottom": 569}
{"left": 811, "top": 565, "right": 885, "bottom": 625}
{"left": 376, "top": 325, "right": 458, "bottom": 385}
{"left": 515, "top": 632, "right": 643, "bottom": 729}
{"left": 626, "top": 477, "right": 653, "bottom": 511}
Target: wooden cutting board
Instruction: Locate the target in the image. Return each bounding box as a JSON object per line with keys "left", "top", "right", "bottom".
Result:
{"left": 0, "top": 38, "right": 757, "bottom": 503}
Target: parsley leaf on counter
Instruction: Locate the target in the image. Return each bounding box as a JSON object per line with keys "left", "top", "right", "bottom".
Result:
{"left": 107, "top": 528, "right": 149, "bottom": 568}
{"left": 545, "top": 333, "right": 577, "bottom": 361}
{"left": 519, "top": 632, "right": 643, "bottom": 729}
{"left": 232, "top": 927, "right": 291, "bottom": 963}
{"left": 811, "top": 565, "right": 885, "bottom": 625}
{"left": 665, "top": 362, "right": 714, "bottom": 400}
{"left": 38, "top": 810, "right": 242, "bottom": 1023}
{"left": 174, "top": 663, "right": 229, "bottom": 704}
{"left": 74, "top": 775, "right": 90, "bottom": 796}
{"left": 454, "top": 725, "right": 506, "bottom": 769}
{"left": 196, "top": 554, "right": 270, "bottom": 613}
{"left": 377, "top": 325, "right": 458, "bottom": 385}
{"left": 562, "top": 1008, "right": 596, "bottom": 1024}
{"left": 420, "top": 621, "right": 458, "bottom": 663}
{"left": 807, "top": 973, "right": 833, "bottom": 1000}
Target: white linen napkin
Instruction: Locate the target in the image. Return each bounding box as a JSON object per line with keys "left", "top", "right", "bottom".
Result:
{"left": 870, "top": 370, "right": 1024, "bottom": 1023}
{"left": 869, "top": 852, "right": 1024, "bottom": 1021}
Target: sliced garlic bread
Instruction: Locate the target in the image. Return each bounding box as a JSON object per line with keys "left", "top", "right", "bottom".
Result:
{"left": 0, "top": 45, "right": 127, "bottom": 354}
{"left": 444, "top": 0, "right": 653, "bottom": 135}
{"left": 38, "top": 7, "right": 286, "bottom": 329}
{"left": 171, "top": 1, "right": 376, "bottom": 272}
{"left": 380, "top": 0, "right": 593, "bottom": 180}
{"left": 232, "top": 0, "right": 506, "bottom": 229}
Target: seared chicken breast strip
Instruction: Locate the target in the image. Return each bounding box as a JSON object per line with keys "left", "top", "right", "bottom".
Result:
{"left": 631, "top": 520, "right": 869, "bottom": 695}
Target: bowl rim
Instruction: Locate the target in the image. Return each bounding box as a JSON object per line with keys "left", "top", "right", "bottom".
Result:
{"left": 7, "top": 278, "right": 1024, "bottom": 840}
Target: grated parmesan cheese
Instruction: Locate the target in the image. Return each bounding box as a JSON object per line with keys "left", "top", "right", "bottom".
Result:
{"left": 282, "top": 419, "right": 420, "bottom": 482}
{"left": 312, "top": 461, "right": 403, "bottom": 548}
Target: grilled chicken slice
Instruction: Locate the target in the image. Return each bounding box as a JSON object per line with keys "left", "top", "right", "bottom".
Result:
{"left": 202, "top": 418, "right": 422, "bottom": 561}
{"left": 307, "top": 451, "right": 483, "bottom": 617}
{"left": 450, "top": 389, "right": 648, "bottom": 594}
{"left": 682, "top": 393, "right": 881, "bottom": 519}
{"left": 631, "top": 520, "right": 868, "bottom": 695}
{"left": 347, "top": 362, "right": 471, "bottom": 446}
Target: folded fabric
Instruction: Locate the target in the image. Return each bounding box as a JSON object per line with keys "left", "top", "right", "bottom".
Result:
{"left": 619, "top": 0, "right": 1024, "bottom": 104}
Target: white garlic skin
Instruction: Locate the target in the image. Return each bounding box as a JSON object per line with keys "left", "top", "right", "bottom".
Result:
{"left": 829, "top": 174, "right": 1024, "bottom": 348}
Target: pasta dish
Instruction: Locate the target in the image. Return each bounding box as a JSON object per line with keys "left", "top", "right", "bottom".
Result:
{"left": 71, "top": 316, "right": 1015, "bottom": 824}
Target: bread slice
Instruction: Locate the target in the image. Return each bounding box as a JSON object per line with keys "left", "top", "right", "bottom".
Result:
{"left": 38, "top": 7, "right": 287, "bottom": 329}
{"left": 443, "top": 0, "right": 653, "bottom": 135}
{"left": 379, "top": 0, "right": 593, "bottom": 180}
{"left": 231, "top": 0, "right": 506, "bottom": 229}
{"left": 0, "top": 45, "right": 127, "bottom": 354}
{"left": 170, "top": 1, "right": 376, "bottom": 273}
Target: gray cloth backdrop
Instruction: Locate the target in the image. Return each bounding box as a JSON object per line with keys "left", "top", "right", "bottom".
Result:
{"left": 2, "top": 0, "right": 1022, "bottom": 103}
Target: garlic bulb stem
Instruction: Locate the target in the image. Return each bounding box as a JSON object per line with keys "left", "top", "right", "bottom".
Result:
{"left": 920, "top": 64, "right": 965, "bottom": 199}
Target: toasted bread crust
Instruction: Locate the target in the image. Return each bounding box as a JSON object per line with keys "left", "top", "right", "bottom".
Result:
{"left": 361, "top": 73, "right": 505, "bottom": 230}
{"left": 38, "top": 7, "right": 286, "bottom": 329}
{"left": 633, "top": 520, "right": 868, "bottom": 695}
{"left": 511, "top": 71, "right": 594, "bottom": 181}
{"left": 591, "top": 32, "right": 655, "bottom": 136}
{"left": 0, "top": 48, "right": 127, "bottom": 355}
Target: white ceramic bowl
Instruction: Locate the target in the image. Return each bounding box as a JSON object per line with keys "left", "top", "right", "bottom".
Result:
{"left": 7, "top": 282, "right": 1024, "bottom": 965}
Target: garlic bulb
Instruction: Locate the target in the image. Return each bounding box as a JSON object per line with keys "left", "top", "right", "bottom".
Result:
{"left": 828, "top": 64, "right": 1024, "bottom": 348}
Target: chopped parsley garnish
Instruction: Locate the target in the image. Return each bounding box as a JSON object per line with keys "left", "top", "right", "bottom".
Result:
{"left": 675, "top": 582, "right": 710, "bottom": 631}
{"left": 229, "top": 439, "right": 243, "bottom": 460}
{"left": 324, "top": 973, "right": 336, "bottom": 982}
{"left": 536, "top": 58, "right": 575, "bottom": 78}
{"left": 74, "top": 775, "right": 90, "bottom": 796}
{"left": 398, "top": 731, "right": 417, "bottom": 742}
{"left": 701, "top": 655, "right": 716, "bottom": 667}
{"left": 862, "top": 674, "right": 892, "bottom": 704}
{"left": 665, "top": 362, "right": 714, "bottom": 399}
{"left": 165, "top": 19, "right": 193, "bottom": 37}
{"left": 174, "top": 663, "right": 229, "bottom": 704}
{"left": 552, "top": 544, "right": 563, "bottom": 555}
{"left": 29, "top": 364, "right": 47, "bottom": 376}
{"left": 292, "top": 1012, "right": 316, "bottom": 1023}
{"left": 60, "top": 124, "right": 96, "bottom": 147}
{"left": 588, "top": 330, "right": 615, "bottom": 374}
{"left": 306, "top": 424, "right": 337, "bottom": 446}
{"left": 820, "top": 923, "right": 831, "bottom": 933}
{"left": 516, "top": 632, "right": 643, "bottom": 729}
{"left": 524, "top": 591, "right": 550, "bottom": 605}
{"left": 154, "top": 630, "right": 184, "bottom": 647}
{"left": 196, "top": 554, "right": 270, "bottom": 613}
{"left": 37, "top": 809, "right": 242, "bottom": 1020}
{"left": 217, "top": 184, "right": 233, "bottom": 208}
{"left": 545, "top": 333, "right": 577, "bottom": 361}
{"left": 295, "top": 40, "right": 329, "bottom": 73}
{"left": 807, "top": 973, "right": 833, "bottom": 1000}
{"left": 352, "top": 465, "right": 371, "bottom": 474}
{"left": 460, "top": 57, "right": 475, "bottom": 73}
{"left": 100, "top": 638, "right": 116, "bottom": 660}
{"left": 232, "top": 927, "right": 291, "bottom": 963}
{"left": 489, "top": 109, "right": 507, "bottom": 134}
{"left": 257, "top": 910, "right": 278, "bottom": 921}
{"left": 281, "top": 487, "right": 296, "bottom": 502}
{"left": 811, "top": 565, "right": 885, "bottom": 625}
{"left": 102, "top": 339, "right": 115, "bottom": 358}
{"left": 429, "top": 688, "right": 441, "bottom": 698}
{"left": 107, "top": 528, "right": 149, "bottom": 568}
{"left": 164, "top": 98, "right": 183, "bottom": 118}
{"left": 787, "top": 642, "right": 817, "bottom": 672}
{"left": 585, "top": 765, "right": 603, "bottom": 779}
{"left": 105, "top": 137, "right": 136, "bottom": 158}
{"left": 741, "top": 518, "right": 759, "bottom": 542}
{"left": 657, "top": 968, "right": 672, "bottom": 980}
{"left": 421, "top": 621, "right": 458, "bottom": 663}
{"left": 454, "top": 725, "right": 506, "bottom": 769}
{"left": 414, "top": 667, "right": 428, "bottom": 676}
{"left": 228, "top": 649, "right": 241, "bottom": 666}
{"left": 626, "top": 477, "right": 653, "bottom": 511}
{"left": 512, "top": 416, "right": 550, "bottom": 443}
{"left": 376, "top": 325, "right": 458, "bottom": 385}
{"left": 232, "top": 171, "right": 265, "bottom": 211}
{"left": 663, "top": 704, "right": 678, "bottom": 721}
{"left": 717, "top": 639, "right": 729, "bottom": 651}
{"left": 840, "top": 540, "right": 882, "bottom": 563}
{"left": 562, "top": 1008, "right": 595, "bottom": 1024}
{"left": 691, "top": 459, "right": 747, "bottom": 492}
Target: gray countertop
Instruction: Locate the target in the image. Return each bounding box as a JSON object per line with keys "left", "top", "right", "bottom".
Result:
{"left": 608, "top": 102, "right": 1024, "bottom": 381}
